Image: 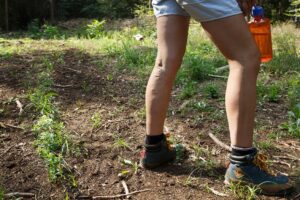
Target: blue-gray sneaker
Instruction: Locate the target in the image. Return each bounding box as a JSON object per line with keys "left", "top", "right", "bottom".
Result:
{"left": 225, "top": 149, "right": 293, "bottom": 196}
{"left": 140, "top": 133, "right": 176, "bottom": 169}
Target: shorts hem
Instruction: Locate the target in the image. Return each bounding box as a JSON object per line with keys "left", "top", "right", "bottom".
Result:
{"left": 155, "top": 13, "right": 190, "bottom": 18}
{"left": 197, "top": 11, "right": 243, "bottom": 22}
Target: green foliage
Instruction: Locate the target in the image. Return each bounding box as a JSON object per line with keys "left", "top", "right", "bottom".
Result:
{"left": 28, "top": 57, "right": 76, "bottom": 185}
{"left": 42, "top": 24, "right": 62, "bottom": 39}
{"left": 286, "top": 0, "right": 300, "bottom": 17}
{"left": 281, "top": 75, "right": 300, "bottom": 138}
{"left": 266, "top": 33, "right": 299, "bottom": 74}
{"left": 0, "top": 186, "right": 4, "bottom": 200}
{"left": 91, "top": 112, "right": 102, "bottom": 129}
{"left": 85, "top": 20, "right": 106, "bottom": 38}
{"left": 179, "top": 81, "right": 197, "bottom": 99}
{"left": 229, "top": 182, "right": 260, "bottom": 200}
{"left": 257, "top": 82, "right": 281, "bottom": 103}
{"left": 203, "top": 83, "right": 220, "bottom": 99}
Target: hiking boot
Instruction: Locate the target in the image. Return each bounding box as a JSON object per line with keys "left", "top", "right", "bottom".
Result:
{"left": 224, "top": 148, "right": 293, "bottom": 196}
{"left": 140, "top": 133, "right": 176, "bottom": 169}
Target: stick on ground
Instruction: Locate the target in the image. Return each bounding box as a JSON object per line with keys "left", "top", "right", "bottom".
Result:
{"left": 208, "top": 133, "right": 232, "bottom": 152}
{"left": 92, "top": 189, "right": 151, "bottom": 199}
{"left": 5, "top": 192, "right": 35, "bottom": 198}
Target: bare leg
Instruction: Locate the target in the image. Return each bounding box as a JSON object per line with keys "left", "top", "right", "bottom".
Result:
{"left": 146, "top": 15, "right": 190, "bottom": 136}
{"left": 201, "top": 14, "right": 261, "bottom": 148}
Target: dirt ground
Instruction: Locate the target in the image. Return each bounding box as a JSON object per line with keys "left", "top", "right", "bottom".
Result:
{"left": 0, "top": 47, "right": 299, "bottom": 200}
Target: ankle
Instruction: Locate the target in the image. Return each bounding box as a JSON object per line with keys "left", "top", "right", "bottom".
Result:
{"left": 145, "top": 133, "right": 164, "bottom": 145}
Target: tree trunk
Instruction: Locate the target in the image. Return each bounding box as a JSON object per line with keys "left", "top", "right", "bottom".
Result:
{"left": 5, "top": 0, "right": 9, "bottom": 31}
{"left": 49, "top": 0, "right": 55, "bottom": 24}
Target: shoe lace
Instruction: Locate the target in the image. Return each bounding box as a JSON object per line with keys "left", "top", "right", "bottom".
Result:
{"left": 165, "top": 132, "right": 174, "bottom": 150}
{"left": 253, "top": 153, "right": 274, "bottom": 175}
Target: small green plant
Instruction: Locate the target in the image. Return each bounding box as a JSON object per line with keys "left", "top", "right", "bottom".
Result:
{"left": 179, "top": 81, "right": 197, "bottom": 99}
{"left": 28, "top": 19, "right": 41, "bottom": 38}
{"left": 86, "top": 19, "right": 106, "bottom": 38}
{"left": 229, "top": 182, "right": 260, "bottom": 200}
{"left": 203, "top": 83, "right": 219, "bottom": 99}
{"left": 91, "top": 112, "right": 102, "bottom": 129}
{"left": 118, "top": 158, "right": 139, "bottom": 178}
{"left": 266, "top": 84, "right": 281, "bottom": 103}
{"left": 42, "top": 24, "right": 61, "bottom": 39}
{"left": 192, "top": 145, "right": 217, "bottom": 173}
{"left": 113, "top": 135, "right": 131, "bottom": 150}
{"left": 0, "top": 186, "right": 4, "bottom": 200}
{"left": 256, "top": 140, "right": 275, "bottom": 150}
{"left": 193, "top": 101, "right": 208, "bottom": 111}
{"left": 135, "top": 106, "right": 146, "bottom": 120}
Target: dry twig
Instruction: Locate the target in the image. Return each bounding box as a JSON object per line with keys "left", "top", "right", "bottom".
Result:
{"left": 92, "top": 189, "right": 151, "bottom": 199}
{"left": 208, "top": 133, "right": 232, "bottom": 152}
{"left": 0, "top": 122, "right": 25, "bottom": 130}
{"left": 273, "top": 155, "right": 300, "bottom": 162}
{"left": 121, "top": 180, "right": 130, "bottom": 199}
{"left": 207, "top": 187, "right": 228, "bottom": 197}
{"left": 269, "top": 160, "right": 291, "bottom": 168}
{"left": 5, "top": 192, "right": 35, "bottom": 198}
{"left": 208, "top": 74, "right": 227, "bottom": 79}
{"left": 62, "top": 66, "right": 82, "bottom": 74}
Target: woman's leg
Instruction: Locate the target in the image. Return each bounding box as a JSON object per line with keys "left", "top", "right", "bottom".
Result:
{"left": 201, "top": 14, "right": 260, "bottom": 148}
{"left": 146, "top": 15, "right": 190, "bottom": 136}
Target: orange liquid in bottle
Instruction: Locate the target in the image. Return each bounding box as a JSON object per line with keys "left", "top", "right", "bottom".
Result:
{"left": 248, "top": 18, "right": 272, "bottom": 63}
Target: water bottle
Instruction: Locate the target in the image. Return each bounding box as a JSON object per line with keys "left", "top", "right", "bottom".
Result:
{"left": 248, "top": 6, "right": 273, "bottom": 63}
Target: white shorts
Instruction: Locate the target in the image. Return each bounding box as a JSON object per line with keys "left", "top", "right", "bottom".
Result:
{"left": 152, "top": 0, "right": 242, "bottom": 22}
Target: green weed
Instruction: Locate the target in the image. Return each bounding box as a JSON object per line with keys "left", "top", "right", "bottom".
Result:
{"left": 192, "top": 145, "right": 217, "bottom": 173}
{"left": 229, "top": 182, "right": 260, "bottom": 200}
{"left": 0, "top": 186, "right": 4, "bottom": 200}
{"left": 113, "top": 135, "right": 131, "bottom": 150}
{"left": 256, "top": 140, "right": 275, "bottom": 150}
{"left": 28, "top": 57, "right": 77, "bottom": 187}
{"left": 86, "top": 19, "right": 106, "bottom": 38}
{"left": 135, "top": 106, "right": 146, "bottom": 120}
{"left": 179, "top": 81, "right": 197, "bottom": 99}
{"left": 118, "top": 158, "right": 139, "bottom": 178}
{"left": 91, "top": 112, "right": 102, "bottom": 129}
{"left": 281, "top": 75, "right": 300, "bottom": 138}
{"left": 203, "top": 83, "right": 220, "bottom": 99}
{"left": 266, "top": 33, "right": 299, "bottom": 74}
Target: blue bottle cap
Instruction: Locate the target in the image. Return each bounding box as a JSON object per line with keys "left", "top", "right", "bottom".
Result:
{"left": 252, "top": 6, "right": 264, "bottom": 17}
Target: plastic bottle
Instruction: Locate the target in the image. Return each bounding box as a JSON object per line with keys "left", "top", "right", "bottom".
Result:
{"left": 248, "top": 6, "right": 273, "bottom": 63}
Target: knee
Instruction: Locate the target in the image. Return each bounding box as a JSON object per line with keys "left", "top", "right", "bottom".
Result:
{"left": 231, "top": 46, "right": 261, "bottom": 76}
{"left": 151, "top": 54, "right": 183, "bottom": 86}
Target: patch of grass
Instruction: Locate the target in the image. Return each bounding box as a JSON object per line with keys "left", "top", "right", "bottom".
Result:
{"left": 191, "top": 145, "right": 217, "bottom": 174}
{"left": 113, "top": 135, "right": 131, "bottom": 150}
{"left": 203, "top": 83, "right": 220, "bottom": 99}
{"left": 256, "top": 140, "right": 275, "bottom": 150}
{"left": 179, "top": 81, "right": 197, "bottom": 100}
{"left": 229, "top": 182, "right": 260, "bottom": 200}
{"left": 0, "top": 186, "right": 4, "bottom": 200}
{"left": 118, "top": 158, "right": 139, "bottom": 178}
{"left": 29, "top": 57, "right": 77, "bottom": 187}
{"left": 266, "top": 32, "right": 300, "bottom": 75}
{"left": 257, "top": 81, "right": 282, "bottom": 103}
{"left": 135, "top": 106, "right": 146, "bottom": 120}
{"left": 281, "top": 74, "right": 300, "bottom": 138}
{"left": 91, "top": 112, "right": 102, "bottom": 129}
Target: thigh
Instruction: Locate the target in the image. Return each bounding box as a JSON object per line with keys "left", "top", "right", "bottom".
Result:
{"left": 200, "top": 14, "right": 259, "bottom": 62}
{"left": 156, "top": 15, "right": 190, "bottom": 66}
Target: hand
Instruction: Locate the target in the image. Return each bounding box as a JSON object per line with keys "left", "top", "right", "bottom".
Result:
{"left": 237, "top": 0, "right": 256, "bottom": 16}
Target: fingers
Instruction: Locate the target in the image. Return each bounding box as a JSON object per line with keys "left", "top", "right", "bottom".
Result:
{"left": 237, "top": 0, "right": 254, "bottom": 16}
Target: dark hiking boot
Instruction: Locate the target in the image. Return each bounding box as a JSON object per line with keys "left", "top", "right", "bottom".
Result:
{"left": 140, "top": 133, "right": 176, "bottom": 169}
{"left": 225, "top": 148, "right": 293, "bottom": 196}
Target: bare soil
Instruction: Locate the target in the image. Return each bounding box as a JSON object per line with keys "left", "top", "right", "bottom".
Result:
{"left": 0, "top": 46, "right": 299, "bottom": 200}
